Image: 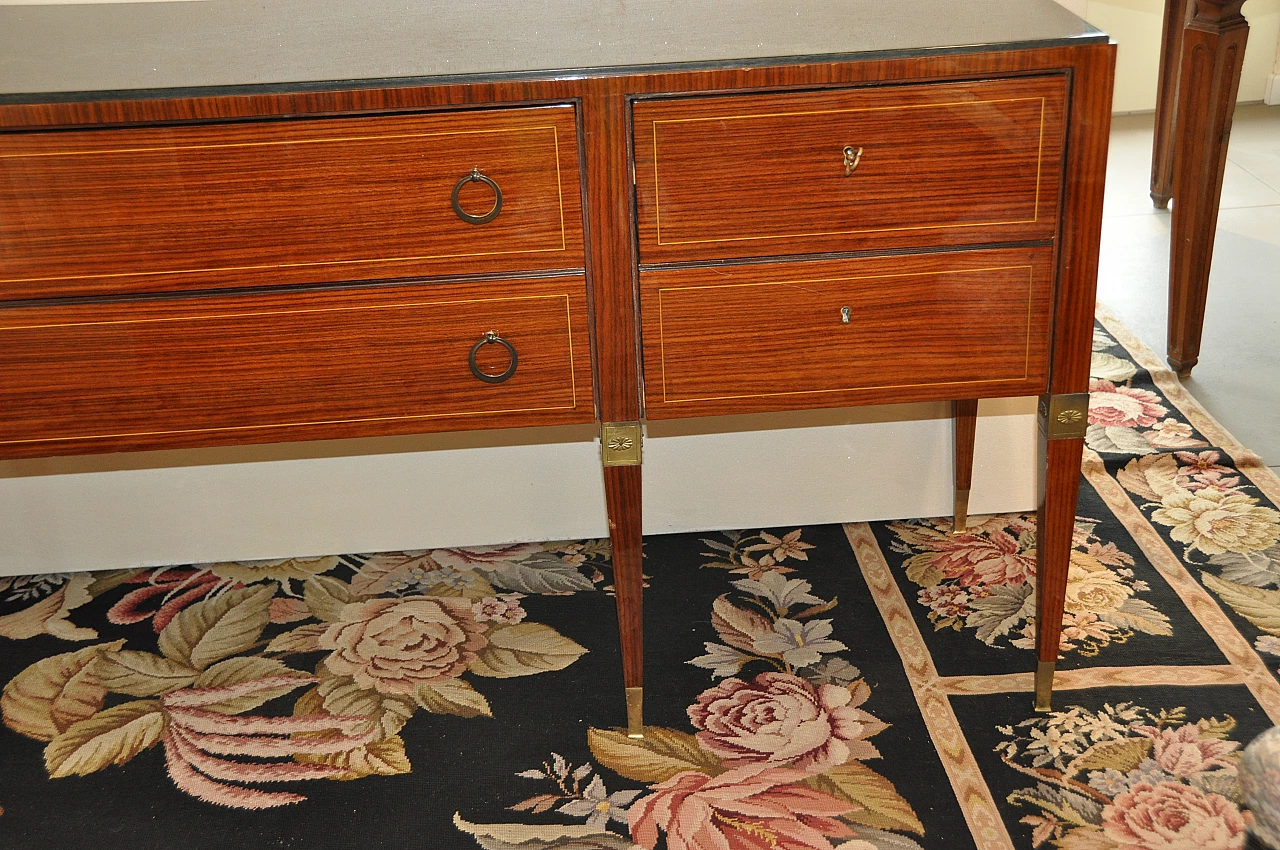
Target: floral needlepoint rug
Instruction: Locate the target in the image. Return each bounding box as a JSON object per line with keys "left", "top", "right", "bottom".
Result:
{"left": 2, "top": 304, "right": 1279, "bottom": 850}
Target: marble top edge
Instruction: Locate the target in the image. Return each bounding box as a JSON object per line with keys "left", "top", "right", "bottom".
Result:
{"left": 0, "top": 0, "right": 1107, "bottom": 98}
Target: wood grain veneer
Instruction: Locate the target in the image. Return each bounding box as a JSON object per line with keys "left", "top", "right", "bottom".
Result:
{"left": 0, "top": 28, "right": 1117, "bottom": 716}
{"left": 633, "top": 77, "right": 1066, "bottom": 263}
{"left": 1036, "top": 42, "right": 1116, "bottom": 675}
{"left": 641, "top": 248, "right": 1054, "bottom": 417}
{"left": 1165, "top": 0, "right": 1248, "bottom": 376}
{"left": 0, "top": 276, "right": 593, "bottom": 458}
{"left": 0, "top": 106, "right": 583, "bottom": 300}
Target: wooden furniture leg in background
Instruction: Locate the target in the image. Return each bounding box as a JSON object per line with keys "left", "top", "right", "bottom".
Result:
{"left": 952, "top": 399, "right": 978, "bottom": 534}
{"left": 1166, "top": 0, "right": 1248, "bottom": 377}
{"left": 1151, "top": 0, "right": 1190, "bottom": 208}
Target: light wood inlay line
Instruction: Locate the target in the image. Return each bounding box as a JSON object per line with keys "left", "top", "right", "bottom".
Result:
{"left": 0, "top": 402, "right": 583, "bottom": 447}
{"left": 656, "top": 265, "right": 1036, "bottom": 404}
{"left": 0, "top": 293, "right": 573, "bottom": 332}
{"left": 652, "top": 97, "right": 1051, "bottom": 246}
{"left": 553, "top": 126, "right": 568, "bottom": 252}
{"left": 0, "top": 123, "right": 575, "bottom": 285}
{"left": 650, "top": 96, "right": 1046, "bottom": 126}
{"left": 1035, "top": 96, "right": 1046, "bottom": 218}
{"left": 0, "top": 124, "right": 563, "bottom": 159}
{"left": 0, "top": 248, "right": 580, "bottom": 287}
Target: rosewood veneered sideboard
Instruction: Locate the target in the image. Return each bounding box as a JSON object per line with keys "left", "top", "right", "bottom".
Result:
{"left": 0, "top": 0, "right": 1115, "bottom": 734}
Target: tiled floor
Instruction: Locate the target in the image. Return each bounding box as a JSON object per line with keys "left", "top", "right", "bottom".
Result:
{"left": 1096, "top": 103, "right": 1280, "bottom": 475}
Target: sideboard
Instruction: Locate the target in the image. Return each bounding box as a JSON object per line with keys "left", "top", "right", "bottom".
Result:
{"left": 0, "top": 0, "right": 1115, "bottom": 735}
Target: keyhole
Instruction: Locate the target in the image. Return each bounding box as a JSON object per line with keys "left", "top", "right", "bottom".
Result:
{"left": 840, "top": 306, "right": 851, "bottom": 324}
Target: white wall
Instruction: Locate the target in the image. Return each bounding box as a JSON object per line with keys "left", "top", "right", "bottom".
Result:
{"left": 0, "top": 403, "right": 1041, "bottom": 575}
{"left": 1267, "top": 24, "right": 1280, "bottom": 103}
{"left": 1063, "top": 0, "right": 1280, "bottom": 112}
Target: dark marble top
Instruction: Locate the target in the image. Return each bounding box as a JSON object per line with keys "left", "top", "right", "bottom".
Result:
{"left": 0, "top": 0, "right": 1105, "bottom": 97}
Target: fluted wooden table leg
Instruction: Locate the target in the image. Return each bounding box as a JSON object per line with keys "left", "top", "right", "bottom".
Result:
{"left": 1167, "top": 0, "right": 1248, "bottom": 377}
{"left": 1151, "top": 0, "right": 1191, "bottom": 209}
{"left": 952, "top": 399, "right": 978, "bottom": 534}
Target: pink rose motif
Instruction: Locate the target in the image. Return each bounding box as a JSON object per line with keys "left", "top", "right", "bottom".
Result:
{"left": 430, "top": 544, "right": 546, "bottom": 569}
{"left": 629, "top": 765, "right": 854, "bottom": 850}
{"left": 919, "top": 585, "right": 973, "bottom": 619}
{"left": 688, "top": 672, "right": 883, "bottom": 773}
{"left": 320, "top": 596, "right": 487, "bottom": 695}
{"left": 471, "top": 594, "right": 527, "bottom": 625}
{"left": 1089, "top": 379, "right": 1169, "bottom": 428}
{"left": 1102, "top": 781, "right": 1246, "bottom": 850}
{"left": 1133, "top": 725, "right": 1240, "bottom": 777}
{"left": 919, "top": 530, "right": 1035, "bottom": 588}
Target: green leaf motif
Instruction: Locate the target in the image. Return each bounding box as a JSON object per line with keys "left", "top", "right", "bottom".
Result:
{"left": 1, "top": 640, "right": 125, "bottom": 742}
{"left": 305, "top": 576, "right": 357, "bottom": 623}
{"left": 453, "top": 814, "right": 636, "bottom": 850}
{"left": 158, "top": 584, "right": 276, "bottom": 670}
{"left": 296, "top": 734, "right": 412, "bottom": 780}
{"left": 475, "top": 553, "right": 597, "bottom": 595}
{"left": 1066, "top": 738, "right": 1152, "bottom": 778}
{"left": 1202, "top": 573, "right": 1280, "bottom": 635}
{"left": 1208, "top": 547, "right": 1280, "bottom": 589}
{"left": 1101, "top": 598, "right": 1173, "bottom": 637}
{"left": 1086, "top": 425, "right": 1156, "bottom": 456}
{"left": 1196, "top": 715, "right": 1238, "bottom": 739}
{"left": 44, "top": 700, "right": 165, "bottom": 778}
{"left": 587, "top": 726, "right": 720, "bottom": 784}
{"left": 416, "top": 679, "right": 492, "bottom": 718}
{"left": 807, "top": 760, "right": 924, "bottom": 835}
{"left": 94, "top": 650, "right": 199, "bottom": 697}
{"left": 903, "top": 554, "right": 944, "bottom": 589}
{"left": 317, "top": 675, "right": 416, "bottom": 740}
{"left": 1055, "top": 825, "right": 1124, "bottom": 850}
{"left": 192, "top": 656, "right": 312, "bottom": 714}
{"left": 266, "top": 623, "right": 329, "bottom": 654}
{"left": 1090, "top": 352, "right": 1138, "bottom": 384}
{"left": 1117, "top": 454, "right": 1182, "bottom": 502}
{"left": 468, "top": 623, "right": 587, "bottom": 678}
{"left": 966, "top": 583, "right": 1033, "bottom": 644}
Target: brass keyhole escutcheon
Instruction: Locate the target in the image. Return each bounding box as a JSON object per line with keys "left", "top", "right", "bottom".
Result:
{"left": 842, "top": 146, "right": 863, "bottom": 176}
{"left": 841, "top": 306, "right": 851, "bottom": 324}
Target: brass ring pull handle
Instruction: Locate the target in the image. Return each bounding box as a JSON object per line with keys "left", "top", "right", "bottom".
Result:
{"left": 451, "top": 167, "right": 503, "bottom": 225}
{"left": 843, "top": 145, "right": 863, "bottom": 176}
{"left": 468, "top": 330, "right": 518, "bottom": 383}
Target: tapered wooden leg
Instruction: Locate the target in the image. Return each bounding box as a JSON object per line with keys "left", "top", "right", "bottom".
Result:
{"left": 1035, "top": 434, "right": 1085, "bottom": 712}
{"left": 603, "top": 463, "right": 645, "bottom": 737}
{"left": 1151, "top": 0, "right": 1191, "bottom": 209}
{"left": 1167, "top": 0, "right": 1248, "bottom": 376}
{"left": 952, "top": 399, "right": 978, "bottom": 534}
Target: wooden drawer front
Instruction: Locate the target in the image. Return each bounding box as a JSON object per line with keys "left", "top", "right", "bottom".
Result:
{"left": 0, "top": 277, "right": 592, "bottom": 457}
{"left": 0, "top": 106, "right": 582, "bottom": 300}
{"left": 634, "top": 77, "right": 1066, "bottom": 264}
{"left": 642, "top": 249, "right": 1053, "bottom": 417}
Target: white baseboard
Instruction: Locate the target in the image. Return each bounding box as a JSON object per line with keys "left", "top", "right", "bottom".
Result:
{"left": 0, "top": 401, "right": 1040, "bottom": 575}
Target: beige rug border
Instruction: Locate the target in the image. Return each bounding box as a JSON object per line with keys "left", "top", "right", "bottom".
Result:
{"left": 1094, "top": 301, "right": 1280, "bottom": 504}
{"left": 844, "top": 521, "right": 1015, "bottom": 850}
{"left": 1082, "top": 450, "right": 1280, "bottom": 723}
